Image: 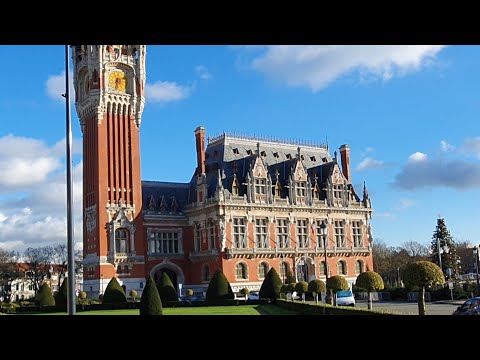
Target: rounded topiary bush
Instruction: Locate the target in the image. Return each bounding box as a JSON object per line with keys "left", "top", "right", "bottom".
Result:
{"left": 156, "top": 272, "right": 178, "bottom": 305}
{"left": 259, "top": 268, "right": 283, "bottom": 300}
{"left": 140, "top": 276, "right": 163, "bottom": 315}
{"left": 129, "top": 290, "right": 138, "bottom": 302}
{"left": 355, "top": 271, "right": 384, "bottom": 310}
{"left": 403, "top": 261, "right": 445, "bottom": 315}
{"left": 308, "top": 279, "right": 326, "bottom": 294}
{"left": 355, "top": 271, "right": 384, "bottom": 292}
{"left": 326, "top": 275, "right": 349, "bottom": 293}
{"left": 79, "top": 291, "right": 87, "bottom": 300}
{"left": 286, "top": 283, "right": 296, "bottom": 294}
{"left": 102, "top": 277, "right": 127, "bottom": 304}
{"left": 36, "top": 283, "right": 55, "bottom": 307}
{"left": 206, "top": 269, "right": 234, "bottom": 302}
{"left": 295, "top": 281, "right": 308, "bottom": 295}
{"left": 186, "top": 289, "right": 194, "bottom": 297}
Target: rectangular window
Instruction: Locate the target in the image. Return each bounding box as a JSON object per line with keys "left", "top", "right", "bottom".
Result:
{"left": 194, "top": 224, "right": 201, "bottom": 251}
{"left": 315, "top": 220, "right": 328, "bottom": 248}
{"left": 296, "top": 220, "right": 309, "bottom": 248}
{"left": 255, "top": 218, "right": 268, "bottom": 248}
{"left": 296, "top": 182, "right": 306, "bottom": 198}
{"left": 333, "top": 185, "right": 342, "bottom": 199}
{"left": 334, "top": 220, "right": 345, "bottom": 248}
{"left": 255, "top": 178, "right": 266, "bottom": 194}
{"left": 208, "top": 221, "right": 215, "bottom": 249}
{"left": 149, "top": 230, "right": 180, "bottom": 255}
{"left": 276, "top": 219, "right": 289, "bottom": 248}
{"left": 233, "top": 217, "right": 247, "bottom": 248}
{"left": 352, "top": 221, "right": 362, "bottom": 248}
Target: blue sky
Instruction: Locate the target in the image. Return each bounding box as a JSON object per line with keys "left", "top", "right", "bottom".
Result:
{"left": 0, "top": 45, "right": 479, "bottom": 253}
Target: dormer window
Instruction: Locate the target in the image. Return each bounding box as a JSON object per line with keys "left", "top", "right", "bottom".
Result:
{"left": 233, "top": 148, "right": 239, "bottom": 155}
{"left": 246, "top": 149, "right": 252, "bottom": 155}
{"left": 261, "top": 151, "right": 267, "bottom": 157}
{"left": 273, "top": 152, "right": 279, "bottom": 158}
{"left": 310, "top": 156, "right": 316, "bottom": 162}
{"left": 286, "top": 153, "right": 292, "bottom": 160}
{"left": 255, "top": 178, "right": 266, "bottom": 195}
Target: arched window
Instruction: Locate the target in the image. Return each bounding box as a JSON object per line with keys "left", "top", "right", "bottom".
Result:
{"left": 279, "top": 261, "right": 289, "bottom": 282}
{"left": 337, "top": 260, "right": 347, "bottom": 275}
{"left": 202, "top": 264, "right": 210, "bottom": 282}
{"left": 258, "top": 262, "right": 269, "bottom": 279}
{"left": 355, "top": 260, "right": 364, "bottom": 274}
{"left": 123, "top": 265, "right": 129, "bottom": 274}
{"left": 117, "top": 265, "right": 123, "bottom": 274}
{"left": 236, "top": 263, "right": 248, "bottom": 280}
{"left": 319, "top": 261, "right": 327, "bottom": 276}
{"left": 115, "top": 229, "right": 130, "bottom": 253}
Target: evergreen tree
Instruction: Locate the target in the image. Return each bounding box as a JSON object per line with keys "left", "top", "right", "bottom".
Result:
{"left": 36, "top": 283, "right": 55, "bottom": 307}
{"left": 156, "top": 272, "right": 178, "bottom": 305}
{"left": 55, "top": 277, "right": 68, "bottom": 305}
{"left": 430, "top": 217, "right": 461, "bottom": 278}
{"left": 102, "top": 277, "right": 127, "bottom": 304}
{"left": 140, "top": 276, "right": 163, "bottom": 315}
{"left": 259, "top": 268, "right": 283, "bottom": 300}
{"left": 206, "top": 269, "right": 234, "bottom": 302}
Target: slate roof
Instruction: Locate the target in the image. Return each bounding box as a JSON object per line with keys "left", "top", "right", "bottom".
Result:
{"left": 141, "top": 180, "right": 191, "bottom": 213}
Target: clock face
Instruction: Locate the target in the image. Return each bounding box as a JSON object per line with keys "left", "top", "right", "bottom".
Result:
{"left": 108, "top": 71, "right": 126, "bottom": 92}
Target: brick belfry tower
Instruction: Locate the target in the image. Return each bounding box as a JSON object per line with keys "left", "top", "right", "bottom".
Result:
{"left": 72, "top": 45, "right": 146, "bottom": 296}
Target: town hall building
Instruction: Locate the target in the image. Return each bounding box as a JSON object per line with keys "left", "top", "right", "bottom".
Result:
{"left": 73, "top": 45, "right": 374, "bottom": 298}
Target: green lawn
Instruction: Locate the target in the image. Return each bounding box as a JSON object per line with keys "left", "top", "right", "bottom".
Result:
{"left": 21, "top": 304, "right": 298, "bottom": 315}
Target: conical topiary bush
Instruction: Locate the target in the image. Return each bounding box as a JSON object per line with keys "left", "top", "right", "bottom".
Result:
{"left": 259, "top": 267, "right": 283, "bottom": 300}
{"left": 102, "top": 277, "right": 127, "bottom": 304}
{"left": 140, "top": 276, "right": 163, "bottom": 315}
{"left": 206, "top": 269, "right": 234, "bottom": 303}
{"left": 36, "top": 283, "right": 55, "bottom": 307}
{"left": 156, "top": 272, "right": 178, "bottom": 305}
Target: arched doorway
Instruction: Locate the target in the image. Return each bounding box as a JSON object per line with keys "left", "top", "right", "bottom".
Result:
{"left": 150, "top": 262, "right": 185, "bottom": 295}
{"left": 296, "top": 256, "right": 315, "bottom": 282}
{"left": 154, "top": 268, "right": 178, "bottom": 290}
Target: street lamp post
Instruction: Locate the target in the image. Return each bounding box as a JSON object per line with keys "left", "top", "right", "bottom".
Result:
{"left": 100, "top": 273, "right": 104, "bottom": 295}
{"left": 280, "top": 253, "right": 286, "bottom": 284}
{"left": 320, "top": 220, "right": 329, "bottom": 303}
{"left": 474, "top": 246, "right": 480, "bottom": 296}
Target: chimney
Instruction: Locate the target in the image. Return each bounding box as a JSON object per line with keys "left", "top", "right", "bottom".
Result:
{"left": 339, "top": 144, "right": 350, "bottom": 183}
{"left": 194, "top": 126, "right": 206, "bottom": 176}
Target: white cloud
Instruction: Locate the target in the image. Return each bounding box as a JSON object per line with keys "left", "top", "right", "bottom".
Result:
{"left": 375, "top": 212, "right": 395, "bottom": 219}
{"left": 0, "top": 135, "right": 83, "bottom": 253}
{"left": 245, "top": 45, "right": 445, "bottom": 91}
{"left": 440, "top": 140, "right": 454, "bottom": 153}
{"left": 394, "top": 152, "right": 480, "bottom": 191}
{"left": 0, "top": 135, "right": 61, "bottom": 189}
{"left": 356, "top": 157, "right": 384, "bottom": 171}
{"left": 459, "top": 137, "right": 480, "bottom": 157}
{"left": 46, "top": 71, "right": 74, "bottom": 102}
{"left": 397, "top": 199, "right": 416, "bottom": 210}
{"left": 408, "top": 152, "right": 428, "bottom": 163}
{"left": 146, "top": 81, "right": 192, "bottom": 104}
{"left": 195, "top": 65, "right": 212, "bottom": 80}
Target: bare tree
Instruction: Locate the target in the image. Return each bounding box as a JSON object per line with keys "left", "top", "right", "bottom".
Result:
{"left": 400, "top": 240, "right": 429, "bottom": 260}
{"left": 23, "top": 247, "right": 53, "bottom": 295}
{"left": 456, "top": 241, "right": 475, "bottom": 274}
{"left": 50, "top": 243, "right": 68, "bottom": 289}
{"left": 0, "top": 249, "right": 20, "bottom": 302}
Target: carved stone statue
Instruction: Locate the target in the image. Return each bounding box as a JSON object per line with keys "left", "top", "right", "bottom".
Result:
{"left": 219, "top": 220, "right": 226, "bottom": 250}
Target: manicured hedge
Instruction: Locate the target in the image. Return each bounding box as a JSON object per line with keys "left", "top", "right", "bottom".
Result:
{"left": 275, "top": 299, "right": 404, "bottom": 315}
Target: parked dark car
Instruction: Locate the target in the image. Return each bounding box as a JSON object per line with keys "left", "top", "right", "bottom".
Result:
{"left": 453, "top": 297, "right": 480, "bottom": 315}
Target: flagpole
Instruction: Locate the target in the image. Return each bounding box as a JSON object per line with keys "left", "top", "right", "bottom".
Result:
{"left": 64, "top": 45, "right": 76, "bottom": 315}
